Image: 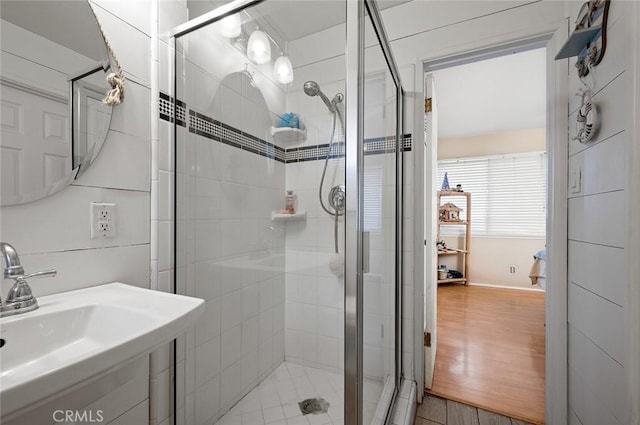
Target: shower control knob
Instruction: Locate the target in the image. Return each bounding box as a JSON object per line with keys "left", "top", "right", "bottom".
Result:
{"left": 329, "top": 185, "right": 346, "bottom": 213}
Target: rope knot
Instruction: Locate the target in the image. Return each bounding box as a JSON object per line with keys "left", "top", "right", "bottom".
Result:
{"left": 103, "top": 70, "right": 125, "bottom": 106}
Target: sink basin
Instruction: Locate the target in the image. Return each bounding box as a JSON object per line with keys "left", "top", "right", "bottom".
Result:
{"left": 0, "top": 283, "right": 204, "bottom": 417}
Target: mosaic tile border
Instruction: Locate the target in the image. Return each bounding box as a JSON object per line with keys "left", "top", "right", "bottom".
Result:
{"left": 159, "top": 93, "right": 412, "bottom": 164}
{"left": 159, "top": 92, "right": 187, "bottom": 126}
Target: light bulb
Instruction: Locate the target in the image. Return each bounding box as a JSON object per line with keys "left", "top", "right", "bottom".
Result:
{"left": 217, "top": 14, "right": 241, "bottom": 38}
{"left": 247, "top": 29, "right": 271, "bottom": 64}
{"left": 273, "top": 55, "right": 294, "bottom": 84}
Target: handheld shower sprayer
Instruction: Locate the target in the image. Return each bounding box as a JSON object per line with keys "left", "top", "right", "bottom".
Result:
{"left": 303, "top": 81, "right": 343, "bottom": 113}
{"left": 304, "top": 81, "right": 346, "bottom": 276}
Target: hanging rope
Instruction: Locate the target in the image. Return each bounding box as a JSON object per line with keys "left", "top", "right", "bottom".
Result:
{"left": 89, "top": 3, "right": 125, "bottom": 105}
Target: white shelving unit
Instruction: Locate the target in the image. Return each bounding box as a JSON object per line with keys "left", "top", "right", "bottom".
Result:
{"left": 437, "top": 191, "right": 471, "bottom": 285}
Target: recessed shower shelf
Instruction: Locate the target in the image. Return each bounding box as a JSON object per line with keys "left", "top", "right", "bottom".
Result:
{"left": 271, "top": 127, "right": 307, "bottom": 144}
{"left": 271, "top": 211, "right": 307, "bottom": 221}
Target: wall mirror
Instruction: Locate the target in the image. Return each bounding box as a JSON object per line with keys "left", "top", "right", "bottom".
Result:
{"left": 0, "top": 1, "right": 117, "bottom": 206}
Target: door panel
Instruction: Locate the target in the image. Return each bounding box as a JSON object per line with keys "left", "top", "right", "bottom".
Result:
{"left": 0, "top": 84, "right": 69, "bottom": 200}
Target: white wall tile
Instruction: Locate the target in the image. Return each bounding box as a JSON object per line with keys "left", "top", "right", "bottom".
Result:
{"left": 241, "top": 349, "right": 259, "bottom": 392}
{"left": 195, "top": 296, "right": 221, "bottom": 344}
{"left": 196, "top": 335, "right": 221, "bottom": 388}
{"left": 569, "top": 365, "right": 624, "bottom": 425}
{"left": 259, "top": 339, "right": 274, "bottom": 379}
{"left": 221, "top": 290, "right": 243, "bottom": 332}
{"left": 195, "top": 375, "right": 220, "bottom": 425}
{"left": 569, "top": 325, "right": 627, "bottom": 424}
{"left": 568, "top": 283, "right": 625, "bottom": 365}
{"left": 317, "top": 336, "right": 339, "bottom": 369}
{"left": 1, "top": 185, "right": 102, "bottom": 254}
{"left": 159, "top": 0, "right": 188, "bottom": 40}
{"left": 14, "top": 244, "right": 149, "bottom": 298}
{"left": 220, "top": 362, "right": 242, "bottom": 411}
{"left": 568, "top": 241, "right": 626, "bottom": 307}
{"left": 76, "top": 130, "right": 150, "bottom": 192}
{"left": 101, "top": 188, "right": 150, "bottom": 247}
{"left": 568, "top": 190, "right": 626, "bottom": 248}
{"left": 242, "top": 316, "right": 259, "bottom": 355}
{"left": 243, "top": 284, "right": 260, "bottom": 321}
{"left": 221, "top": 325, "right": 242, "bottom": 370}
{"left": 90, "top": 0, "right": 153, "bottom": 36}
{"left": 89, "top": 4, "right": 151, "bottom": 85}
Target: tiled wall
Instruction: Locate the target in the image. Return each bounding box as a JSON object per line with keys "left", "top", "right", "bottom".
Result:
{"left": 283, "top": 74, "right": 346, "bottom": 371}
{"left": 166, "top": 15, "right": 289, "bottom": 425}
{"left": 566, "top": 2, "right": 631, "bottom": 424}
{"left": 282, "top": 46, "right": 407, "bottom": 388}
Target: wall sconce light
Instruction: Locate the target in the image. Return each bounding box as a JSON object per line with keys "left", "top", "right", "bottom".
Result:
{"left": 273, "top": 54, "right": 294, "bottom": 84}
{"left": 247, "top": 28, "right": 271, "bottom": 64}
{"left": 217, "top": 13, "right": 242, "bottom": 38}
{"left": 225, "top": 12, "right": 295, "bottom": 86}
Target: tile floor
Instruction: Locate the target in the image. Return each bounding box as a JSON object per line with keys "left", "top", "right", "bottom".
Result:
{"left": 215, "top": 362, "right": 384, "bottom": 425}
{"left": 415, "top": 395, "right": 535, "bottom": 425}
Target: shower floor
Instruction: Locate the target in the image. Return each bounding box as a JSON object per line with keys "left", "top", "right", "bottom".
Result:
{"left": 214, "top": 362, "right": 383, "bottom": 425}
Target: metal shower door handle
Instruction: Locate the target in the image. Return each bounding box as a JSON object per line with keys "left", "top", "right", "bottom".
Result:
{"left": 362, "top": 231, "right": 370, "bottom": 273}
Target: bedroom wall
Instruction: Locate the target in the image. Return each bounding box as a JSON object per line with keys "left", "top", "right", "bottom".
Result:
{"left": 437, "top": 128, "right": 546, "bottom": 289}
{"left": 565, "top": 1, "right": 633, "bottom": 424}
{"left": 438, "top": 128, "right": 545, "bottom": 159}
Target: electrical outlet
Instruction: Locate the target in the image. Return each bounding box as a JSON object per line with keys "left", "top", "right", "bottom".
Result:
{"left": 91, "top": 202, "right": 116, "bottom": 239}
{"left": 509, "top": 265, "right": 516, "bottom": 274}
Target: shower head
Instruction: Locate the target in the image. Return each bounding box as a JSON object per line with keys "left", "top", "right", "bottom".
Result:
{"left": 304, "top": 80, "right": 337, "bottom": 112}
{"left": 303, "top": 80, "right": 321, "bottom": 97}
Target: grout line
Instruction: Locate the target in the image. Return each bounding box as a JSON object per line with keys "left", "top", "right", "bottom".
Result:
{"left": 389, "top": 1, "right": 542, "bottom": 44}
{"left": 567, "top": 188, "right": 625, "bottom": 200}
{"left": 567, "top": 239, "right": 624, "bottom": 250}
{"left": 568, "top": 323, "right": 624, "bottom": 368}
{"left": 567, "top": 188, "right": 624, "bottom": 200}
{"left": 567, "top": 129, "right": 625, "bottom": 159}
{"left": 568, "top": 280, "right": 624, "bottom": 308}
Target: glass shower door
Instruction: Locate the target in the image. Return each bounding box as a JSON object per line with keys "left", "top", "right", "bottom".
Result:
{"left": 345, "top": 2, "right": 403, "bottom": 425}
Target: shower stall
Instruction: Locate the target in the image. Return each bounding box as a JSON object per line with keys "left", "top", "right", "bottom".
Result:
{"left": 170, "top": 1, "right": 404, "bottom": 424}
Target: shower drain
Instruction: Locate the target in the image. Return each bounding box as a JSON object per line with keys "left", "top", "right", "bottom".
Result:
{"left": 298, "top": 398, "right": 330, "bottom": 415}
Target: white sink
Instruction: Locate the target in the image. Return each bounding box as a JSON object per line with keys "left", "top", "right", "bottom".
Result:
{"left": 0, "top": 282, "right": 204, "bottom": 417}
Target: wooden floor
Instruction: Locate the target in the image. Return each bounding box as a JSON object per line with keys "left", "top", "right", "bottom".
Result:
{"left": 427, "top": 284, "right": 545, "bottom": 425}
{"left": 416, "top": 394, "right": 534, "bottom": 425}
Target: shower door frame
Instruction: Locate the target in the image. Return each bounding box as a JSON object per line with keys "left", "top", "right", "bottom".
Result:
{"left": 344, "top": 2, "right": 405, "bottom": 425}
{"left": 170, "top": 1, "right": 405, "bottom": 424}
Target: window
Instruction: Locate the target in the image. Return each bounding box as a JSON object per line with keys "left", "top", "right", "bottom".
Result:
{"left": 436, "top": 152, "right": 547, "bottom": 238}
{"left": 364, "top": 164, "right": 383, "bottom": 232}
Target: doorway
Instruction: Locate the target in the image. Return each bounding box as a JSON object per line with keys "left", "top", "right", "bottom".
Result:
{"left": 422, "top": 45, "right": 555, "bottom": 425}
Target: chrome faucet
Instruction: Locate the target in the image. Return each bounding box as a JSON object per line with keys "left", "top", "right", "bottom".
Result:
{"left": 0, "top": 242, "right": 56, "bottom": 317}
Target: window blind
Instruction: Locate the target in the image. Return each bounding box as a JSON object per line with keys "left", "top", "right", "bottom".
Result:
{"left": 363, "top": 164, "right": 383, "bottom": 232}
{"left": 436, "top": 152, "right": 547, "bottom": 238}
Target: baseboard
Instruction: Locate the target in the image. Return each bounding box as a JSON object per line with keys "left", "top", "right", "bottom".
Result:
{"left": 469, "top": 281, "right": 545, "bottom": 293}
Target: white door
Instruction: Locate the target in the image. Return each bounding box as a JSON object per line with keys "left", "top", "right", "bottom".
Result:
{"left": 1, "top": 83, "right": 69, "bottom": 203}
{"left": 423, "top": 73, "right": 438, "bottom": 389}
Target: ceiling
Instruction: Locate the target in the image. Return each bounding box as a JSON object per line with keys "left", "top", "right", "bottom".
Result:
{"left": 431, "top": 48, "right": 547, "bottom": 139}
{"left": 187, "top": 0, "right": 412, "bottom": 41}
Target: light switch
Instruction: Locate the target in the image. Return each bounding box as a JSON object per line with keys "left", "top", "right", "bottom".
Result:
{"left": 570, "top": 166, "right": 581, "bottom": 194}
